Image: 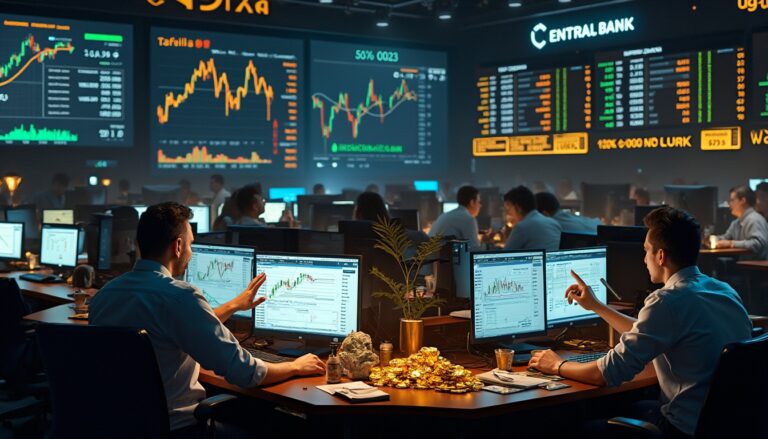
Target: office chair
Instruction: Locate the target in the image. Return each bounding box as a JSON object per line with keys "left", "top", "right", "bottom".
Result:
{"left": 36, "top": 324, "right": 238, "bottom": 438}
{"left": 608, "top": 332, "right": 768, "bottom": 438}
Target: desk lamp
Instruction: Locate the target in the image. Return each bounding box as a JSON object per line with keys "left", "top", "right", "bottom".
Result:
{"left": 3, "top": 174, "right": 22, "bottom": 206}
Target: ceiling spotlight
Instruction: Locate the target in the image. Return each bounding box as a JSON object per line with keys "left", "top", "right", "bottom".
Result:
{"left": 375, "top": 8, "right": 391, "bottom": 27}
{"left": 508, "top": 0, "right": 522, "bottom": 6}
{"left": 435, "top": 0, "right": 455, "bottom": 20}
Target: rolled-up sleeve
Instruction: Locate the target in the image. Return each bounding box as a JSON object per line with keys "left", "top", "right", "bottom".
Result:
{"left": 169, "top": 290, "right": 268, "bottom": 387}
{"left": 597, "top": 294, "right": 677, "bottom": 387}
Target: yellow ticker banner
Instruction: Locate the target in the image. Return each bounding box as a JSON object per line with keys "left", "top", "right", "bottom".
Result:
{"left": 473, "top": 133, "right": 588, "bottom": 157}
{"left": 700, "top": 127, "right": 741, "bottom": 151}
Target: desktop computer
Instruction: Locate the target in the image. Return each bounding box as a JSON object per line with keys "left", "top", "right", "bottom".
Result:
{"left": 470, "top": 250, "right": 547, "bottom": 357}
{"left": 6, "top": 205, "right": 39, "bottom": 252}
{"left": 185, "top": 243, "right": 256, "bottom": 318}
{"left": 253, "top": 252, "right": 361, "bottom": 354}
{"left": 188, "top": 205, "right": 210, "bottom": 234}
{"left": 0, "top": 222, "right": 24, "bottom": 271}
{"left": 261, "top": 201, "right": 286, "bottom": 224}
{"left": 40, "top": 224, "right": 79, "bottom": 270}
{"left": 85, "top": 213, "right": 112, "bottom": 272}
{"left": 545, "top": 247, "right": 607, "bottom": 328}
{"left": 42, "top": 209, "right": 75, "bottom": 225}
{"left": 663, "top": 185, "right": 718, "bottom": 227}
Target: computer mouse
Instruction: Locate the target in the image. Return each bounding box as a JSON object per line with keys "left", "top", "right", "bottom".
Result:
{"left": 527, "top": 366, "right": 538, "bottom": 373}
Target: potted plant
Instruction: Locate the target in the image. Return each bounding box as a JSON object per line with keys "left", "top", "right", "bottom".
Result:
{"left": 370, "top": 216, "right": 445, "bottom": 355}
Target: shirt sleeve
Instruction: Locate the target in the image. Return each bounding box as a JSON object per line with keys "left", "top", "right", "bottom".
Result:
{"left": 597, "top": 293, "right": 677, "bottom": 387}
{"left": 731, "top": 216, "right": 768, "bottom": 256}
{"left": 719, "top": 219, "right": 737, "bottom": 240}
{"left": 168, "top": 289, "right": 268, "bottom": 388}
{"left": 504, "top": 225, "right": 526, "bottom": 250}
{"left": 465, "top": 217, "right": 482, "bottom": 251}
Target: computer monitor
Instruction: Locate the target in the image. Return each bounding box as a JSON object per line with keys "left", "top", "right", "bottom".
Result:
{"left": 142, "top": 185, "right": 182, "bottom": 205}
{"left": 310, "top": 203, "right": 354, "bottom": 232}
{"left": 229, "top": 225, "right": 299, "bottom": 252}
{"left": 42, "top": 209, "right": 75, "bottom": 225}
{"left": 86, "top": 213, "right": 112, "bottom": 271}
{"left": 470, "top": 250, "right": 547, "bottom": 350}
{"left": 388, "top": 208, "right": 420, "bottom": 231}
{"left": 580, "top": 183, "right": 633, "bottom": 221}
{"left": 414, "top": 180, "right": 439, "bottom": 192}
{"left": 185, "top": 243, "right": 256, "bottom": 318}
{"left": 0, "top": 222, "right": 24, "bottom": 262}
{"left": 269, "top": 187, "right": 306, "bottom": 203}
{"left": 74, "top": 205, "right": 109, "bottom": 224}
{"left": 558, "top": 231, "right": 598, "bottom": 249}
{"left": 296, "top": 195, "right": 343, "bottom": 225}
{"left": 397, "top": 191, "right": 440, "bottom": 225}
{"left": 261, "top": 202, "right": 286, "bottom": 224}
{"left": 545, "top": 247, "right": 607, "bottom": 328}
{"left": 384, "top": 184, "right": 414, "bottom": 204}
{"left": 597, "top": 225, "right": 656, "bottom": 309}
{"left": 253, "top": 252, "right": 360, "bottom": 344}
{"left": 749, "top": 178, "right": 768, "bottom": 191}
{"left": 442, "top": 202, "right": 459, "bottom": 213}
{"left": 6, "top": 205, "right": 39, "bottom": 251}
{"left": 40, "top": 224, "right": 79, "bottom": 269}
{"left": 634, "top": 205, "right": 665, "bottom": 227}
{"left": 188, "top": 205, "right": 210, "bottom": 234}
{"left": 297, "top": 230, "right": 344, "bottom": 254}
{"left": 663, "top": 185, "right": 718, "bottom": 227}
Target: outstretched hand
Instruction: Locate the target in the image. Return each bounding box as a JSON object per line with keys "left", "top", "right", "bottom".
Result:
{"left": 231, "top": 273, "right": 268, "bottom": 312}
{"left": 565, "top": 270, "right": 599, "bottom": 311}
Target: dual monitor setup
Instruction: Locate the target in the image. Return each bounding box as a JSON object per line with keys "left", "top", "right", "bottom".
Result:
{"left": 0, "top": 221, "right": 80, "bottom": 272}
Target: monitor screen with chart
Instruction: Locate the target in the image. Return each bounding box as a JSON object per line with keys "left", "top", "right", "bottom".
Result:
{"left": 545, "top": 247, "right": 607, "bottom": 328}
{"left": 186, "top": 243, "right": 255, "bottom": 318}
{"left": 40, "top": 224, "right": 79, "bottom": 268}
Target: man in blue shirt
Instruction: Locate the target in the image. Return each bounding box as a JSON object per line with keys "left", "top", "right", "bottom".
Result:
{"left": 535, "top": 191, "right": 600, "bottom": 234}
{"left": 715, "top": 185, "right": 768, "bottom": 260}
{"left": 90, "top": 203, "right": 325, "bottom": 435}
{"left": 429, "top": 185, "right": 484, "bottom": 251}
{"left": 530, "top": 207, "right": 751, "bottom": 437}
{"left": 503, "top": 186, "right": 561, "bottom": 251}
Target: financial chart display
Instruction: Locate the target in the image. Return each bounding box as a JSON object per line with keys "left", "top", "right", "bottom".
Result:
{"left": 40, "top": 225, "right": 78, "bottom": 268}
{"left": 0, "top": 222, "right": 24, "bottom": 259}
{"left": 0, "top": 14, "right": 132, "bottom": 146}
{"left": 310, "top": 41, "right": 447, "bottom": 171}
{"left": 254, "top": 253, "right": 359, "bottom": 338}
{"left": 186, "top": 244, "right": 255, "bottom": 317}
{"left": 151, "top": 27, "right": 302, "bottom": 171}
{"left": 545, "top": 247, "right": 607, "bottom": 328}
{"left": 752, "top": 32, "right": 768, "bottom": 121}
{"left": 471, "top": 251, "right": 546, "bottom": 341}
{"left": 594, "top": 45, "right": 745, "bottom": 129}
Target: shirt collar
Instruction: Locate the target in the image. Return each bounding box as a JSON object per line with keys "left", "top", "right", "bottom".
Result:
{"left": 739, "top": 207, "right": 756, "bottom": 224}
{"left": 133, "top": 259, "right": 174, "bottom": 278}
{"left": 663, "top": 265, "right": 701, "bottom": 289}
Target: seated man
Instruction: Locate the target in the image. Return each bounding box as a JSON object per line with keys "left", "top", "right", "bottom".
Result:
{"left": 535, "top": 191, "right": 600, "bottom": 234}
{"left": 529, "top": 207, "right": 751, "bottom": 437}
{"left": 235, "top": 185, "right": 266, "bottom": 226}
{"left": 90, "top": 203, "right": 325, "bottom": 435}
{"left": 715, "top": 185, "right": 768, "bottom": 259}
{"left": 503, "top": 186, "right": 561, "bottom": 251}
{"left": 755, "top": 182, "right": 768, "bottom": 219}
{"left": 429, "top": 185, "right": 484, "bottom": 251}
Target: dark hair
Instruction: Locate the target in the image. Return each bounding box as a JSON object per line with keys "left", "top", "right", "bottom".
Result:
{"left": 137, "top": 202, "right": 192, "bottom": 259}
{"left": 643, "top": 206, "right": 700, "bottom": 268}
{"left": 534, "top": 192, "right": 560, "bottom": 215}
{"left": 210, "top": 174, "right": 224, "bottom": 185}
{"left": 756, "top": 182, "right": 768, "bottom": 194}
{"left": 354, "top": 192, "right": 390, "bottom": 222}
{"left": 52, "top": 173, "right": 70, "bottom": 187}
{"left": 236, "top": 185, "right": 260, "bottom": 214}
{"left": 313, "top": 183, "right": 325, "bottom": 194}
{"left": 503, "top": 186, "right": 535, "bottom": 214}
{"left": 456, "top": 185, "right": 479, "bottom": 207}
{"left": 731, "top": 185, "right": 756, "bottom": 206}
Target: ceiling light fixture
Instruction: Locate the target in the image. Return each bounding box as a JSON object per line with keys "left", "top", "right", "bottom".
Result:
{"left": 375, "top": 8, "right": 391, "bottom": 27}
{"left": 508, "top": 0, "right": 522, "bottom": 7}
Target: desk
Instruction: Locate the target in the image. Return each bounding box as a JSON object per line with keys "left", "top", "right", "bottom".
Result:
{"left": 737, "top": 261, "right": 768, "bottom": 314}
{"left": 737, "top": 260, "right": 768, "bottom": 271}
{"left": 23, "top": 303, "right": 87, "bottom": 326}
{"left": 699, "top": 248, "right": 751, "bottom": 257}
{"left": 1, "top": 271, "right": 78, "bottom": 304}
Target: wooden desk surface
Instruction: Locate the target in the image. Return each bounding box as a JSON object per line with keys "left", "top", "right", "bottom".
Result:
{"left": 23, "top": 303, "right": 88, "bottom": 325}
{"left": 699, "top": 248, "right": 752, "bottom": 257}
{"left": 1, "top": 271, "right": 78, "bottom": 304}
{"left": 737, "top": 260, "right": 768, "bottom": 271}
{"left": 199, "top": 363, "right": 656, "bottom": 418}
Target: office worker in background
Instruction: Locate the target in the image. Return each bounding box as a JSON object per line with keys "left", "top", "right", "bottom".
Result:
{"left": 312, "top": 183, "right": 326, "bottom": 195}
{"left": 535, "top": 192, "right": 600, "bottom": 234}
{"left": 209, "top": 174, "right": 230, "bottom": 215}
{"left": 428, "top": 185, "right": 483, "bottom": 251}
{"left": 354, "top": 191, "right": 427, "bottom": 243}
{"left": 633, "top": 188, "right": 651, "bottom": 206}
{"left": 529, "top": 207, "right": 751, "bottom": 438}
{"left": 755, "top": 182, "right": 768, "bottom": 219}
{"left": 178, "top": 179, "right": 201, "bottom": 205}
{"left": 31, "top": 172, "right": 69, "bottom": 210}
{"left": 235, "top": 185, "right": 265, "bottom": 226}
{"left": 503, "top": 186, "right": 561, "bottom": 251}
{"left": 90, "top": 203, "right": 325, "bottom": 436}
{"left": 715, "top": 185, "right": 768, "bottom": 260}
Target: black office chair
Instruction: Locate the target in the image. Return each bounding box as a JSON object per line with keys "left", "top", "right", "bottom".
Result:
{"left": 608, "top": 332, "right": 768, "bottom": 438}
{"left": 36, "top": 324, "right": 238, "bottom": 438}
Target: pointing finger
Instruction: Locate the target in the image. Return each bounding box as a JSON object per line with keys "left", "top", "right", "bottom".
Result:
{"left": 570, "top": 270, "right": 587, "bottom": 287}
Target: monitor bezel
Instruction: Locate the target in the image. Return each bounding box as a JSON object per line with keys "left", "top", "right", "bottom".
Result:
{"left": 544, "top": 246, "right": 608, "bottom": 329}
{"left": 40, "top": 224, "right": 80, "bottom": 268}
{"left": 0, "top": 221, "right": 25, "bottom": 261}
{"left": 252, "top": 251, "right": 362, "bottom": 342}
{"left": 469, "top": 249, "right": 548, "bottom": 345}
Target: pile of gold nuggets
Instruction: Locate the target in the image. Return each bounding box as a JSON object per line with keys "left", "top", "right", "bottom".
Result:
{"left": 368, "top": 347, "right": 484, "bottom": 393}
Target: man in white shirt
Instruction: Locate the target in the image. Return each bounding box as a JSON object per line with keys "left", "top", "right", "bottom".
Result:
{"left": 716, "top": 185, "right": 768, "bottom": 259}
{"left": 529, "top": 207, "right": 751, "bottom": 437}
{"left": 209, "top": 174, "right": 231, "bottom": 216}
{"left": 90, "top": 203, "right": 325, "bottom": 435}
{"left": 429, "top": 185, "right": 483, "bottom": 251}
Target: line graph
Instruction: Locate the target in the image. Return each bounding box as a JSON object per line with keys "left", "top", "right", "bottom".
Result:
{"left": 268, "top": 273, "right": 316, "bottom": 298}
{"left": 196, "top": 258, "right": 236, "bottom": 283}
{"left": 0, "top": 124, "right": 78, "bottom": 143}
{"left": 485, "top": 277, "right": 527, "bottom": 296}
{"left": 311, "top": 78, "right": 417, "bottom": 140}
{"left": 0, "top": 233, "right": 11, "bottom": 255}
{"left": 0, "top": 34, "right": 74, "bottom": 87}
{"left": 156, "top": 57, "right": 275, "bottom": 124}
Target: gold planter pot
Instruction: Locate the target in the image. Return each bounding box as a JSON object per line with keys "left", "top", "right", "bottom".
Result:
{"left": 399, "top": 318, "right": 423, "bottom": 356}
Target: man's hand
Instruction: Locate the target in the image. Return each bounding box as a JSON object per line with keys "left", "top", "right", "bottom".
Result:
{"left": 528, "top": 349, "right": 564, "bottom": 375}
{"left": 715, "top": 239, "right": 733, "bottom": 249}
{"left": 292, "top": 354, "right": 326, "bottom": 376}
{"left": 565, "top": 270, "right": 600, "bottom": 311}
{"left": 230, "top": 273, "right": 267, "bottom": 313}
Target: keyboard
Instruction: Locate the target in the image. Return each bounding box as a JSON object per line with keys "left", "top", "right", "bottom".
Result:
{"left": 244, "top": 347, "right": 293, "bottom": 363}
{"left": 19, "top": 273, "right": 62, "bottom": 283}
{"left": 567, "top": 351, "right": 608, "bottom": 363}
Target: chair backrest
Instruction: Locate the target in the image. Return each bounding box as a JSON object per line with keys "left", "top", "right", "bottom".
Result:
{"left": 695, "top": 333, "right": 768, "bottom": 437}
{"left": 36, "top": 324, "right": 170, "bottom": 438}
{"left": 0, "top": 278, "right": 32, "bottom": 382}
